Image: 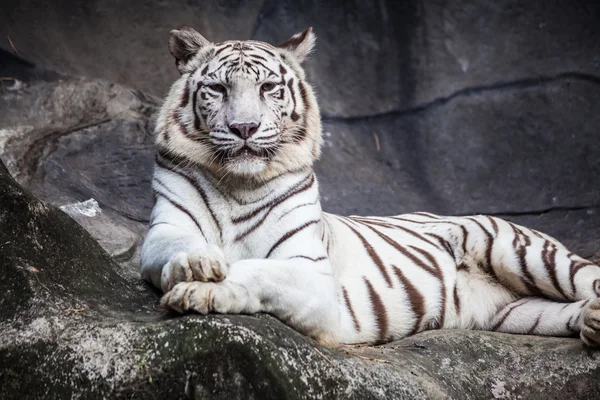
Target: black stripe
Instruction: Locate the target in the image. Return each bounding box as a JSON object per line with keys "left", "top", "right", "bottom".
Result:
{"left": 411, "top": 212, "right": 441, "bottom": 219}
{"left": 277, "top": 198, "right": 319, "bottom": 221}
{"left": 156, "top": 154, "right": 223, "bottom": 242}
{"left": 153, "top": 188, "right": 204, "bottom": 237}
{"left": 566, "top": 315, "right": 579, "bottom": 333}
{"left": 395, "top": 218, "right": 469, "bottom": 258}
{"left": 214, "top": 43, "right": 233, "bottom": 56}
{"left": 508, "top": 222, "right": 541, "bottom": 295}
{"left": 173, "top": 112, "right": 204, "bottom": 142}
{"left": 526, "top": 313, "right": 543, "bottom": 334}
{"left": 249, "top": 53, "right": 268, "bottom": 62}
{"left": 180, "top": 80, "right": 190, "bottom": 108}
{"left": 287, "top": 78, "right": 300, "bottom": 121}
{"left": 492, "top": 300, "right": 528, "bottom": 331}
{"left": 296, "top": 81, "right": 310, "bottom": 142}
{"left": 148, "top": 221, "right": 172, "bottom": 230}
{"left": 351, "top": 217, "right": 443, "bottom": 251}
{"left": 453, "top": 284, "right": 461, "bottom": 315}
{"left": 155, "top": 146, "right": 201, "bottom": 170}
{"left": 569, "top": 254, "right": 594, "bottom": 295}
{"left": 388, "top": 216, "right": 427, "bottom": 224}
{"left": 337, "top": 218, "right": 393, "bottom": 288}
{"left": 364, "top": 277, "right": 389, "bottom": 344}
{"left": 466, "top": 217, "right": 499, "bottom": 281}
{"left": 250, "top": 59, "right": 276, "bottom": 76}
{"left": 357, "top": 221, "right": 438, "bottom": 277}
{"left": 232, "top": 174, "right": 314, "bottom": 224}
{"left": 460, "top": 225, "right": 468, "bottom": 256}
{"left": 253, "top": 45, "right": 276, "bottom": 57}
{"left": 542, "top": 240, "right": 568, "bottom": 300}
{"left": 530, "top": 229, "right": 546, "bottom": 240}
{"left": 487, "top": 216, "right": 499, "bottom": 235}
{"left": 266, "top": 220, "right": 320, "bottom": 258}
{"left": 342, "top": 286, "right": 361, "bottom": 332}
{"left": 424, "top": 232, "right": 455, "bottom": 259}
{"left": 391, "top": 265, "right": 426, "bottom": 335}
{"left": 192, "top": 81, "right": 202, "bottom": 130}
{"left": 289, "top": 255, "right": 327, "bottom": 262}
{"left": 408, "top": 245, "right": 446, "bottom": 328}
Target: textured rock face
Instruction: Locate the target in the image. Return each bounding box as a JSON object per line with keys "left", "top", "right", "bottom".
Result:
{"left": 1, "top": 0, "right": 600, "bottom": 398}
{"left": 0, "top": 66, "right": 158, "bottom": 265}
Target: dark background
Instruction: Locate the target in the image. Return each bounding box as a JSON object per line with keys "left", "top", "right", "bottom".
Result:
{"left": 1, "top": 0, "right": 599, "bottom": 258}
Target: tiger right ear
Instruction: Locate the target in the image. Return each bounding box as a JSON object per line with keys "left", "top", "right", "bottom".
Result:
{"left": 278, "top": 27, "right": 316, "bottom": 63}
{"left": 169, "top": 26, "right": 211, "bottom": 74}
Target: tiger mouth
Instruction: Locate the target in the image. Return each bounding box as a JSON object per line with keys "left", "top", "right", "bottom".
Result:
{"left": 217, "top": 144, "right": 274, "bottom": 162}
{"left": 232, "top": 145, "right": 265, "bottom": 158}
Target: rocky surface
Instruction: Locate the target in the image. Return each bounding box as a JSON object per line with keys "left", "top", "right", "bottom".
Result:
{"left": 1, "top": 1, "right": 600, "bottom": 398}
{"left": 1, "top": 159, "right": 600, "bottom": 398}
{"left": 0, "top": 54, "right": 157, "bottom": 266}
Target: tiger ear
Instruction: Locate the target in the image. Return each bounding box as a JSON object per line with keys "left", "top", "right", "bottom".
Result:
{"left": 169, "top": 26, "right": 211, "bottom": 73}
{"left": 278, "top": 27, "right": 316, "bottom": 63}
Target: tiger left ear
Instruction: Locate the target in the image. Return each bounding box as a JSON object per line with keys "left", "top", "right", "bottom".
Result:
{"left": 278, "top": 27, "right": 316, "bottom": 63}
{"left": 169, "top": 26, "right": 211, "bottom": 73}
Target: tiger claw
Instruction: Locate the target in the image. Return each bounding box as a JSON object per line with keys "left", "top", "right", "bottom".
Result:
{"left": 580, "top": 299, "right": 600, "bottom": 347}
{"left": 161, "top": 246, "right": 229, "bottom": 293}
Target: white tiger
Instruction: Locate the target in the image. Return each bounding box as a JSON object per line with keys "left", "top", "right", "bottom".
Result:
{"left": 140, "top": 26, "right": 600, "bottom": 347}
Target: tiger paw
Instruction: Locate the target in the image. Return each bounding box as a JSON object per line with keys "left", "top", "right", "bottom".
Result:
{"left": 580, "top": 299, "right": 600, "bottom": 347}
{"left": 160, "top": 245, "right": 229, "bottom": 293}
{"left": 160, "top": 281, "right": 250, "bottom": 315}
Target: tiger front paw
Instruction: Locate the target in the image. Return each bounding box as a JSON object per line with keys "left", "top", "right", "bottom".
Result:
{"left": 161, "top": 245, "right": 229, "bottom": 293}
{"left": 580, "top": 299, "right": 600, "bottom": 347}
{"left": 160, "top": 281, "right": 251, "bottom": 315}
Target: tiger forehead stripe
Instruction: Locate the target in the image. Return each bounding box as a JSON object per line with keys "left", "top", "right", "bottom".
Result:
{"left": 214, "top": 43, "right": 233, "bottom": 56}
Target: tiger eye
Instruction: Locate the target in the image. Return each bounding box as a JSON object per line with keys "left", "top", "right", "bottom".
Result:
{"left": 261, "top": 82, "right": 277, "bottom": 93}
{"left": 208, "top": 83, "right": 227, "bottom": 94}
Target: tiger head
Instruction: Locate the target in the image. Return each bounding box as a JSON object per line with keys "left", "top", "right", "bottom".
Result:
{"left": 156, "top": 26, "right": 321, "bottom": 182}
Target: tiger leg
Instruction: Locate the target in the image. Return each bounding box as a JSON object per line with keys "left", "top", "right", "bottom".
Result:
{"left": 450, "top": 215, "right": 600, "bottom": 301}
{"left": 160, "top": 258, "right": 341, "bottom": 346}
{"left": 489, "top": 297, "right": 600, "bottom": 346}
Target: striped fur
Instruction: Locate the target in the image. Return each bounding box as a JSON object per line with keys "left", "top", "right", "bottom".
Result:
{"left": 141, "top": 27, "right": 600, "bottom": 347}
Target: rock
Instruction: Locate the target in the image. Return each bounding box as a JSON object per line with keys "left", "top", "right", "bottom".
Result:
{"left": 1, "top": 163, "right": 599, "bottom": 399}
{"left": 0, "top": 66, "right": 158, "bottom": 265}
{"left": 0, "top": 155, "right": 154, "bottom": 319}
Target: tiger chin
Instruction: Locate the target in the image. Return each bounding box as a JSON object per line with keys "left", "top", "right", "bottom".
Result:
{"left": 141, "top": 26, "right": 600, "bottom": 348}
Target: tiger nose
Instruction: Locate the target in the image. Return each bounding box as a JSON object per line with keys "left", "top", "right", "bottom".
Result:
{"left": 228, "top": 122, "right": 260, "bottom": 139}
